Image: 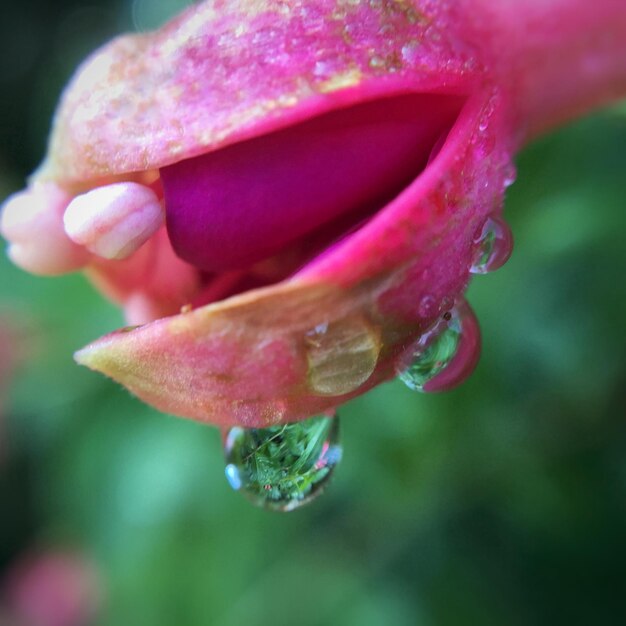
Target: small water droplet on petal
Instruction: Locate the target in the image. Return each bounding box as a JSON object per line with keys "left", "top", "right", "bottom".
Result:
{"left": 503, "top": 163, "right": 517, "bottom": 188}
{"left": 422, "top": 300, "right": 481, "bottom": 392}
{"left": 440, "top": 296, "right": 454, "bottom": 312}
{"left": 223, "top": 414, "right": 342, "bottom": 511}
{"left": 396, "top": 299, "right": 481, "bottom": 392}
{"left": 401, "top": 41, "right": 421, "bottom": 65}
{"left": 469, "top": 215, "right": 513, "bottom": 275}
{"left": 418, "top": 294, "right": 438, "bottom": 318}
{"left": 396, "top": 316, "right": 460, "bottom": 392}
{"left": 305, "top": 316, "right": 380, "bottom": 396}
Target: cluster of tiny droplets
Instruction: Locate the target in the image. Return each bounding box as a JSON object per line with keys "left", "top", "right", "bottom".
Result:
{"left": 397, "top": 208, "right": 513, "bottom": 394}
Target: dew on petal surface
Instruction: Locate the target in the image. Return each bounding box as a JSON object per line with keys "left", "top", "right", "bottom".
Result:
{"left": 397, "top": 316, "right": 462, "bottom": 392}
{"left": 469, "top": 215, "right": 513, "bottom": 275}
{"left": 503, "top": 163, "right": 517, "bottom": 188}
{"left": 418, "top": 294, "right": 438, "bottom": 318}
{"left": 305, "top": 316, "right": 380, "bottom": 396}
{"left": 397, "top": 299, "right": 481, "bottom": 393}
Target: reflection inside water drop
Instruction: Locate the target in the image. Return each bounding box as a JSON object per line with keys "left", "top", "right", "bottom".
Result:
{"left": 224, "top": 414, "right": 342, "bottom": 511}
{"left": 397, "top": 299, "right": 481, "bottom": 393}
{"left": 470, "top": 215, "right": 513, "bottom": 275}
{"left": 397, "top": 314, "right": 461, "bottom": 392}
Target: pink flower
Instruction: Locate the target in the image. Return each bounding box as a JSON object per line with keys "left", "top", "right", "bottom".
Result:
{"left": 2, "top": 549, "right": 101, "bottom": 626}
{"left": 1, "top": 0, "right": 626, "bottom": 427}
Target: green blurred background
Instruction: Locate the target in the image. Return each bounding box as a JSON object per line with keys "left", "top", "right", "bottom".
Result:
{"left": 1, "top": 1, "right": 626, "bottom": 624}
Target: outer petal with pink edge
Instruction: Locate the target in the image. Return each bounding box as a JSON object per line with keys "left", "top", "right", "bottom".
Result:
{"left": 36, "top": 0, "right": 626, "bottom": 426}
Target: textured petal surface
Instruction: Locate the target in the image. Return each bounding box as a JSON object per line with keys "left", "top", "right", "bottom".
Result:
{"left": 5, "top": 0, "right": 626, "bottom": 427}
{"left": 30, "top": 0, "right": 626, "bottom": 428}
{"left": 33, "top": 0, "right": 479, "bottom": 188}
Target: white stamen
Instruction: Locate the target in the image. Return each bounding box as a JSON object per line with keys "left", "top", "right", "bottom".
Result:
{"left": 64, "top": 182, "right": 164, "bottom": 260}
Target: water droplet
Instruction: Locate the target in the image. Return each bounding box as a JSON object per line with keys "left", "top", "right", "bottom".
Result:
{"left": 464, "top": 57, "right": 479, "bottom": 72}
{"left": 401, "top": 41, "right": 421, "bottom": 66}
{"left": 440, "top": 296, "right": 454, "bottom": 312}
{"left": 313, "top": 58, "right": 342, "bottom": 79}
{"left": 224, "top": 414, "right": 342, "bottom": 511}
{"left": 397, "top": 299, "right": 481, "bottom": 392}
{"left": 397, "top": 316, "right": 460, "bottom": 391}
{"left": 117, "top": 325, "right": 140, "bottom": 334}
{"left": 503, "top": 163, "right": 517, "bottom": 188}
{"left": 424, "top": 25, "right": 442, "bottom": 42}
{"left": 306, "top": 316, "right": 380, "bottom": 396}
{"left": 418, "top": 294, "right": 438, "bottom": 318}
{"left": 369, "top": 55, "right": 385, "bottom": 69}
{"left": 469, "top": 215, "right": 513, "bottom": 274}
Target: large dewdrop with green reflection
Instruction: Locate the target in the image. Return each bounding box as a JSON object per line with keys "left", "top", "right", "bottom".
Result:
{"left": 224, "top": 414, "right": 342, "bottom": 511}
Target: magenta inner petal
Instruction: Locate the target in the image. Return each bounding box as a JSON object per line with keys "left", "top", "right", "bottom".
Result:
{"left": 160, "top": 93, "right": 465, "bottom": 272}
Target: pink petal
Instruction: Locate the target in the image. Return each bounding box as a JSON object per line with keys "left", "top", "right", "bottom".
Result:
{"left": 75, "top": 91, "right": 512, "bottom": 426}
{"left": 161, "top": 93, "right": 463, "bottom": 271}
{"left": 12, "top": 0, "right": 626, "bottom": 426}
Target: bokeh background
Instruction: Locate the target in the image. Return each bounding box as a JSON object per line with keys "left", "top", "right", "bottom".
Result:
{"left": 1, "top": 1, "right": 626, "bottom": 625}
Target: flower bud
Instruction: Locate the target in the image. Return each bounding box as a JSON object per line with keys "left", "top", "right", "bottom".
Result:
{"left": 3, "top": 0, "right": 626, "bottom": 426}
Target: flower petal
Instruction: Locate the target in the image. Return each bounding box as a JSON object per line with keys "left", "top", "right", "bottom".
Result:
{"left": 33, "top": 0, "right": 478, "bottom": 188}
{"left": 75, "top": 91, "right": 514, "bottom": 426}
